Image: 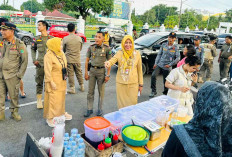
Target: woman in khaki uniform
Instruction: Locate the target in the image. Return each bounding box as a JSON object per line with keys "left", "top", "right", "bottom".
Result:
{"left": 105, "top": 35, "right": 143, "bottom": 109}
{"left": 43, "top": 37, "right": 72, "bottom": 127}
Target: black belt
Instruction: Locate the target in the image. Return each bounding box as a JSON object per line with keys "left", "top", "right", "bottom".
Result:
{"left": 91, "top": 65, "right": 105, "bottom": 69}
{"left": 220, "top": 57, "right": 228, "bottom": 60}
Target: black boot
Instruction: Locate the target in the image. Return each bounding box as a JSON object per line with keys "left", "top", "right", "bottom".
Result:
{"left": 84, "top": 110, "right": 93, "bottom": 117}
{"left": 149, "top": 91, "right": 157, "bottom": 98}
{"left": 96, "top": 110, "right": 103, "bottom": 116}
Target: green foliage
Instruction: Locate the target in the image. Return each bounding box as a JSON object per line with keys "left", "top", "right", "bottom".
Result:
{"left": 0, "top": 4, "right": 18, "bottom": 11}
{"left": 21, "top": 0, "right": 45, "bottom": 13}
{"left": 44, "top": 0, "right": 114, "bottom": 20}
{"left": 225, "top": 9, "right": 232, "bottom": 22}
{"left": 164, "top": 15, "right": 178, "bottom": 28}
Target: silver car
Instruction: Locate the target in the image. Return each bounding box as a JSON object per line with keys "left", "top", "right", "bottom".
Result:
{"left": 15, "top": 28, "right": 34, "bottom": 45}
{"left": 100, "top": 27, "right": 126, "bottom": 45}
{"left": 217, "top": 33, "right": 232, "bottom": 48}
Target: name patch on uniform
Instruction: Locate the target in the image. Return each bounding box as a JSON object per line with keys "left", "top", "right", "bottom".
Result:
{"left": 100, "top": 54, "right": 106, "bottom": 56}
{"left": 163, "top": 48, "right": 167, "bottom": 51}
{"left": 170, "top": 50, "right": 175, "bottom": 53}
{"left": 37, "top": 39, "right": 42, "bottom": 42}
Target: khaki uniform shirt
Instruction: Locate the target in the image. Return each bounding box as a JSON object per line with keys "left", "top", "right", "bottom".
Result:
{"left": 63, "top": 33, "right": 82, "bottom": 63}
{"left": 203, "top": 43, "right": 217, "bottom": 60}
{"left": 220, "top": 43, "right": 232, "bottom": 59}
{"left": 31, "top": 35, "right": 53, "bottom": 66}
{"left": 86, "top": 44, "right": 112, "bottom": 67}
{"left": 0, "top": 37, "right": 28, "bottom": 79}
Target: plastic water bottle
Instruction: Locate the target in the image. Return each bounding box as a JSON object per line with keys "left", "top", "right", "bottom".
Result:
{"left": 68, "top": 136, "right": 74, "bottom": 146}
{"left": 71, "top": 128, "right": 78, "bottom": 140}
{"left": 64, "top": 133, "right": 69, "bottom": 141}
{"left": 77, "top": 145, "right": 83, "bottom": 157}
{"left": 78, "top": 139, "right": 85, "bottom": 157}
{"left": 75, "top": 134, "right": 81, "bottom": 145}
{"left": 64, "top": 146, "right": 72, "bottom": 157}
{"left": 71, "top": 141, "right": 78, "bottom": 156}
{"left": 63, "top": 141, "right": 68, "bottom": 151}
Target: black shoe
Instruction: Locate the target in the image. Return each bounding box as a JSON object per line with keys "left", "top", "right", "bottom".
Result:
{"left": 163, "top": 91, "right": 168, "bottom": 95}
{"left": 149, "top": 91, "right": 157, "bottom": 98}
{"left": 96, "top": 110, "right": 103, "bottom": 116}
{"left": 84, "top": 110, "right": 93, "bottom": 117}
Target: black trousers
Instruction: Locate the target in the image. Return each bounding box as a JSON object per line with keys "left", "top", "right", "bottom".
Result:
{"left": 150, "top": 66, "right": 170, "bottom": 94}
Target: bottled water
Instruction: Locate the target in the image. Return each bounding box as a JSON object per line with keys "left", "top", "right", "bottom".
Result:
{"left": 77, "top": 145, "right": 83, "bottom": 157}
{"left": 68, "top": 136, "right": 74, "bottom": 146}
{"left": 64, "top": 146, "right": 72, "bottom": 157}
{"left": 71, "top": 128, "right": 78, "bottom": 140}
{"left": 63, "top": 141, "right": 68, "bottom": 151}
{"left": 64, "top": 133, "right": 69, "bottom": 141}
{"left": 78, "top": 139, "right": 85, "bottom": 157}
{"left": 71, "top": 141, "right": 78, "bottom": 156}
{"left": 75, "top": 134, "right": 81, "bottom": 145}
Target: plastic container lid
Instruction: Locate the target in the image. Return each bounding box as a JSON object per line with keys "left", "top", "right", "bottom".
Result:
{"left": 84, "top": 117, "right": 111, "bottom": 130}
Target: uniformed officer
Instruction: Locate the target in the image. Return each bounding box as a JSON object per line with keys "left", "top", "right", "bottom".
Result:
{"left": 63, "top": 23, "right": 84, "bottom": 94}
{"left": 103, "top": 29, "right": 111, "bottom": 46}
{"left": 132, "top": 28, "right": 139, "bottom": 41}
{"left": 199, "top": 36, "right": 217, "bottom": 82}
{"left": 0, "top": 22, "right": 28, "bottom": 121}
{"left": 31, "top": 20, "right": 53, "bottom": 109}
{"left": 150, "top": 32, "right": 180, "bottom": 97}
{"left": 193, "top": 35, "right": 204, "bottom": 66}
{"left": 218, "top": 35, "right": 232, "bottom": 80}
{"left": 84, "top": 31, "right": 111, "bottom": 117}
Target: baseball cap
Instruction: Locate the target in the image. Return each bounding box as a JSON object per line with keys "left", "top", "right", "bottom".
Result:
{"left": 194, "top": 35, "right": 201, "bottom": 40}
{"left": 169, "top": 32, "right": 176, "bottom": 38}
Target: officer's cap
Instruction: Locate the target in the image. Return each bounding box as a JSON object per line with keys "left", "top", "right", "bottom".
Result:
{"left": 194, "top": 35, "right": 201, "bottom": 40}
{"left": 0, "top": 18, "right": 8, "bottom": 26}
{"left": 1, "top": 22, "right": 16, "bottom": 30}
{"left": 169, "top": 32, "right": 176, "bottom": 38}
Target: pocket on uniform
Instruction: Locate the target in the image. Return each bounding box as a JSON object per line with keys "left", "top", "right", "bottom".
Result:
{"left": 37, "top": 44, "right": 44, "bottom": 52}
{"left": 14, "top": 81, "right": 20, "bottom": 96}
{"left": 9, "top": 50, "right": 19, "bottom": 60}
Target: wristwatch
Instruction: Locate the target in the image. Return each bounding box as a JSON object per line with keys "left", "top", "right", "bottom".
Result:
{"left": 106, "top": 75, "right": 110, "bottom": 77}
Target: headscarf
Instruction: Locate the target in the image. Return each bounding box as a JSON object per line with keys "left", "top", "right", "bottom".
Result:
{"left": 120, "top": 35, "right": 135, "bottom": 75}
{"left": 46, "top": 37, "right": 62, "bottom": 56}
{"left": 174, "top": 81, "right": 232, "bottom": 157}
{"left": 121, "top": 35, "right": 134, "bottom": 60}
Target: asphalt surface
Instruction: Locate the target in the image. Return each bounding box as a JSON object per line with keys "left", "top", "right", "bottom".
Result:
{"left": 0, "top": 42, "right": 221, "bottom": 157}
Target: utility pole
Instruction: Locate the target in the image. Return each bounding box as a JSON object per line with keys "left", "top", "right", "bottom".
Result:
{"left": 178, "top": 0, "right": 183, "bottom": 28}
{"left": 207, "top": 12, "right": 210, "bottom": 29}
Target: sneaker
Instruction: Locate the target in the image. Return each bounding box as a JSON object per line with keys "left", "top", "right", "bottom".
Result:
{"left": 149, "top": 91, "right": 157, "bottom": 98}
{"left": 84, "top": 110, "right": 93, "bottom": 117}
{"left": 79, "top": 84, "right": 84, "bottom": 92}
{"left": 46, "top": 119, "right": 55, "bottom": 127}
{"left": 67, "top": 87, "right": 76, "bottom": 94}
{"left": 96, "top": 110, "right": 103, "bottom": 116}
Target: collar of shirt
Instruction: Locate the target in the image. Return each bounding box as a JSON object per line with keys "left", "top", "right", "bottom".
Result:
{"left": 179, "top": 65, "right": 192, "bottom": 79}
{"left": 95, "top": 43, "right": 104, "bottom": 48}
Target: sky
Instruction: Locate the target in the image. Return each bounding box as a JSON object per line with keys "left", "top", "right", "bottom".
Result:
{"left": 6, "top": 0, "right": 232, "bottom": 15}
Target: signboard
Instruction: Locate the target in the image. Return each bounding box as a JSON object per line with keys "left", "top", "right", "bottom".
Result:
{"left": 99, "top": 0, "right": 131, "bottom": 20}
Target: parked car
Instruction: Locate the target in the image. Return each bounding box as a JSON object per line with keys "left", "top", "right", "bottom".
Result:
{"left": 99, "top": 27, "right": 126, "bottom": 45}
{"left": 0, "top": 28, "right": 34, "bottom": 45}
{"left": 48, "top": 25, "right": 87, "bottom": 43}
{"left": 15, "top": 28, "right": 34, "bottom": 45}
{"left": 216, "top": 33, "right": 232, "bottom": 48}
{"left": 112, "top": 32, "right": 209, "bottom": 75}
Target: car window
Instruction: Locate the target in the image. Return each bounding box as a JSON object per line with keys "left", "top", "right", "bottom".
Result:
{"left": 218, "top": 34, "right": 230, "bottom": 38}
{"left": 54, "top": 26, "right": 65, "bottom": 31}
{"left": 135, "top": 34, "right": 163, "bottom": 47}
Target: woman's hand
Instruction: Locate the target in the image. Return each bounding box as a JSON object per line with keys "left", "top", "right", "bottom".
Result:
{"left": 104, "top": 61, "right": 111, "bottom": 69}
{"left": 85, "top": 73, "right": 90, "bottom": 81}
{"left": 179, "top": 87, "right": 190, "bottom": 93}
{"left": 105, "top": 76, "right": 110, "bottom": 83}
{"left": 50, "top": 81, "right": 57, "bottom": 90}
{"left": 138, "top": 85, "right": 143, "bottom": 94}
{"left": 191, "top": 74, "right": 198, "bottom": 83}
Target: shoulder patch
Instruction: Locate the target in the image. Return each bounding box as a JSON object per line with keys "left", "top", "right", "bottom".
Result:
{"left": 20, "top": 49, "right": 24, "bottom": 54}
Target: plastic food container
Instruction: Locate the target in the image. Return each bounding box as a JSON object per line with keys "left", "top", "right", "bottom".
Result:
{"left": 119, "top": 105, "right": 136, "bottom": 114}
{"left": 136, "top": 101, "right": 160, "bottom": 116}
{"left": 177, "top": 106, "right": 188, "bottom": 117}
{"left": 143, "top": 121, "right": 162, "bottom": 141}
{"left": 155, "top": 108, "right": 171, "bottom": 126}
{"left": 84, "top": 117, "right": 111, "bottom": 142}
{"left": 150, "top": 95, "right": 179, "bottom": 112}
{"left": 104, "top": 111, "right": 131, "bottom": 132}
{"left": 125, "top": 108, "right": 156, "bottom": 126}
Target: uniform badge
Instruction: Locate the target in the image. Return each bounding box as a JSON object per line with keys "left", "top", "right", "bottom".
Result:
{"left": 0, "top": 42, "right": 3, "bottom": 47}
{"left": 20, "top": 49, "right": 24, "bottom": 54}
{"left": 10, "top": 45, "right": 17, "bottom": 50}
{"left": 37, "top": 39, "right": 42, "bottom": 42}
{"left": 109, "top": 51, "right": 112, "bottom": 55}
{"left": 32, "top": 42, "right": 34, "bottom": 47}
{"left": 163, "top": 48, "right": 167, "bottom": 51}
{"left": 199, "top": 48, "right": 202, "bottom": 52}
{"left": 172, "top": 46, "right": 175, "bottom": 50}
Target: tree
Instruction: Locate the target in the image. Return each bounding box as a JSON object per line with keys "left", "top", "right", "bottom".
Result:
{"left": 3, "top": 0, "right": 9, "bottom": 5}
{"left": 0, "top": 4, "right": 18, "bottom": 11}
{"left": 44, "top": 0, "right": 114, "bottom": 20}
{"left": 225, "top": 9, "right": 232, "bottom": 22}
{"left": 164, "top": 15, "right": 178, "bottom": 28}
{"left": 21, "top": 0, "right": 45, "bottom": 13}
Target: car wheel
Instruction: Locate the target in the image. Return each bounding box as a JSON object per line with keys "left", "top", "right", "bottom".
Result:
{"left": 22, "top": 36, "right": 31, "bottom": 45}
{"left": 81, "top": 37, "right": 85, "bottom": 43}
{"left": 142, "top": 62, "right": 146, "bottom": 75}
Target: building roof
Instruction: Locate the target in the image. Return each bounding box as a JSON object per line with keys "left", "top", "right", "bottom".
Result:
{"left": 42, "top": 9, "right": 75, "bottom": 19}
{"left": 24, "top": 10, "right": 32, "bottom": 16}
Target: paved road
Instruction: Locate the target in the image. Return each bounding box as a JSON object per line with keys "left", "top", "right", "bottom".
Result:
{"left": 0, "top": 42, "right": 221, "bottom": 157}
